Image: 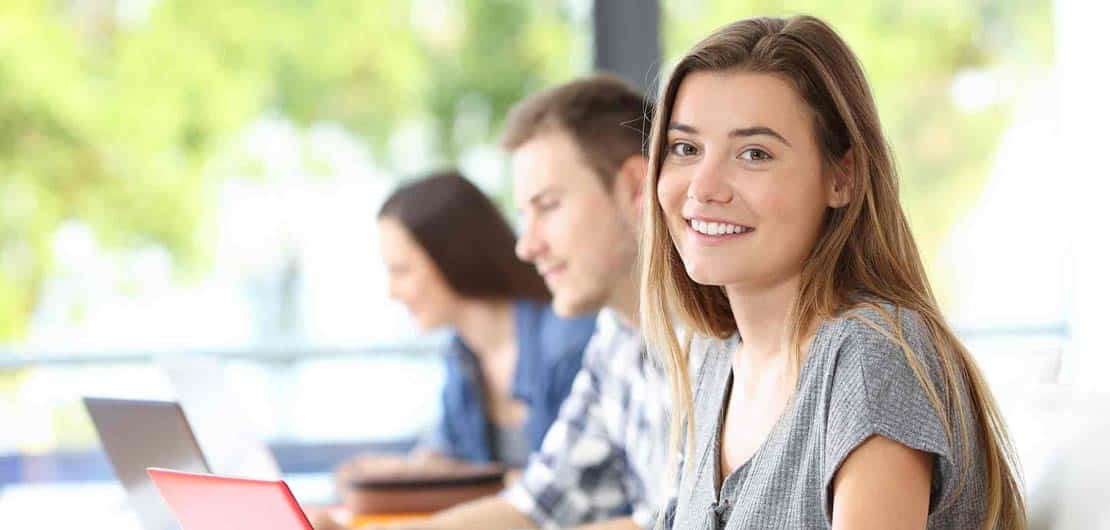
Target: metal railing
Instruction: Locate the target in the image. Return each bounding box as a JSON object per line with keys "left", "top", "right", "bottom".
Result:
{"left": 0, "top": 342, "right": 442, "bottom": 370}
{"left": 0, "top": 322, "right": 1069, "bottom": 370}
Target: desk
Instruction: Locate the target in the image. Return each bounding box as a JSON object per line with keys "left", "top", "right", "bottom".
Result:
{"left": 353, "top": 512, "right": 428, "bottom": 526}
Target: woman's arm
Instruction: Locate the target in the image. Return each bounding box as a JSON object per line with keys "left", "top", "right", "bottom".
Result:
{"left": 830, "top": 434, "right": 933, "bottom": 530}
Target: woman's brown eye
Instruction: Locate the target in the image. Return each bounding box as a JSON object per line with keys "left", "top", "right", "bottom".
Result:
{"left": 740, "top": 148, "right": 772, "bottom": 161}
{"left": 670, "top": 142, "right": 697, "bottom": 157}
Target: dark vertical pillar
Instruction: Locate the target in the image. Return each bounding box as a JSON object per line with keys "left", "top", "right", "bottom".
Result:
{"left": 593, "top": 0, "right": 661, "bottom": 99}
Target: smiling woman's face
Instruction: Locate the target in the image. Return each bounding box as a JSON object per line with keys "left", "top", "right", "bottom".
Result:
{"left": 378, "top": 217, "right": 459, "bottom": 330}
{"left": 657, "top": 69, "right": 846, "bottom": 289}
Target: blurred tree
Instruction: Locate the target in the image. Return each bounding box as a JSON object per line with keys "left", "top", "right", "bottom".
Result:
{"left": 0, "top": 0, "right": 578, "bottom": 341}
{"left": 0, "top": 0, "right": 1055, "bottom": 340}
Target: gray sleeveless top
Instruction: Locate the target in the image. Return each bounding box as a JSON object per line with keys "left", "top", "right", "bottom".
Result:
{"left": 662, "top": 305, "right": 988, "bottom": 529}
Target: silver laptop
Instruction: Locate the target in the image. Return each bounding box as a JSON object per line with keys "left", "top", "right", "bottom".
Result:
{"left": 83, "top": 397, "right": 210, "bottom": 530}
{"left": 157, "top": 356, "right": 282, "bottom": 481}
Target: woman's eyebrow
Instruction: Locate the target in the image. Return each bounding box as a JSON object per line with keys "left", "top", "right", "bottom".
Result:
{"left": 667, "top": 122, "right": 791, "bottom": 147}
{"left": 667, "top": 122, "right": 699, "bottom": 134}
{"left": 728, "top": 126, "right": 791, "bottom": 146}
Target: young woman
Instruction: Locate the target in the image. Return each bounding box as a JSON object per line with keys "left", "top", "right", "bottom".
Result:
{"left": 375, "top": 170, "right": 596, "bottom": 468}
{"left": 640, "top": 16, "right": 1025, "bottom": 529}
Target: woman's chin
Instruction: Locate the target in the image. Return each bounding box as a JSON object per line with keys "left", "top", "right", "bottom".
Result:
{"left": 415, "top": 315, "right": 448, "bottom": 331}
{"left": 684, "top": 267, "right": 733, "bottom": 287}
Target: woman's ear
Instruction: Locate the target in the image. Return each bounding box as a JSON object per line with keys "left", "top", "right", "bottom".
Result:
{"left": 826, "top": 151, "right": 854, "bottom": 208}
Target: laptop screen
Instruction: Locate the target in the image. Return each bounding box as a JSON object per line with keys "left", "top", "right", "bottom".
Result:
{"left": 84, "top": 398, "right": 210, "bottom": 530}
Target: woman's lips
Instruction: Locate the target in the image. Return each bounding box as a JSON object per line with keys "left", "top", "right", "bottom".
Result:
{"left": 541, "top": 263, "right": 568, "bottom": 283}
{"left": 685, "top": 219, "right": 755, "bottom": 246}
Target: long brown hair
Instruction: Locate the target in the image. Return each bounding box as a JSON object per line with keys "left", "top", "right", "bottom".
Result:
{"left": 379, "top": 169, "right": 550, "bottom": 302}
{"left": 640, "top": 16, "right": 1025, "bottom": 529}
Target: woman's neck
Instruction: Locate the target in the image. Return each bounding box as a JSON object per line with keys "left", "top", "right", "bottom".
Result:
{"left": 724, "top": 274, "right": 801, "bottom": 367}
{"left": 453, "top": 298, "right": 517, "bottom": 359}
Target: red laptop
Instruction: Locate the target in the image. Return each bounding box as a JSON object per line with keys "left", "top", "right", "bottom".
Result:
{"left": 147, "top": 468, "right": 312, "bottom": 530}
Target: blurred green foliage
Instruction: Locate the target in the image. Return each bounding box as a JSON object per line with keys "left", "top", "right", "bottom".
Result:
{"left": 0, "top": 0, "right": 1054, "bottom": 340}
{"left": 0, "top": 0, "right": 1057, "bottom": 458}
{"left": 0, "top": 0, "right": 580, "bottom": 341}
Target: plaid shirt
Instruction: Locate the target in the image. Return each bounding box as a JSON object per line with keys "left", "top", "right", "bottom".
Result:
{"left": 503, "top": 309, "right": 671, "bottom": 529}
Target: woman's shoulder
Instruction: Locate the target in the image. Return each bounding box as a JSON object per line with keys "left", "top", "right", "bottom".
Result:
{"left": 514, "top": 298, "right": 595, "bottom": 364}
{"left": 821, "top": 302, "right": 935, "bottom": 360}
{"left": 806, "top": 302, "right": 949, "bottom": 402}
{"left": 515, "top": 299, "right": 596, "bottom": 333}
{"left": 536, "top": 300, "right": 597, "bottom": 334}
{"left": 813, "top": 302, "right": 951, "bottom": 411}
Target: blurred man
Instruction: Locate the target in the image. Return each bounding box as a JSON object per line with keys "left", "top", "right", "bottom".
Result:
{"left": 328, "top": 75, "right": 668, "bottom": 530}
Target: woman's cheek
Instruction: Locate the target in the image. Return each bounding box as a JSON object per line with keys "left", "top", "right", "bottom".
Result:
{"left": 744, "top": 183, "right": 782, "bottom": 218}
{"left": 657, "top": 171, "right": 687, "bottom": 214}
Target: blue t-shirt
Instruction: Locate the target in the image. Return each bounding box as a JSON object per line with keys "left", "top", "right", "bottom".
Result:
{"left": 425, "top": 299, "right": 596, "bottom": 464}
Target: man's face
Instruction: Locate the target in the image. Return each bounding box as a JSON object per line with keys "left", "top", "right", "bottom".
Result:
{"left": 512, "top": 130, "right": 639, "bottom": 317}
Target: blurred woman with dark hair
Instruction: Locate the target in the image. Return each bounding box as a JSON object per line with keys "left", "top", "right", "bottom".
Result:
{"left": 374, "top": 169, "right": 595, "bottom": 468}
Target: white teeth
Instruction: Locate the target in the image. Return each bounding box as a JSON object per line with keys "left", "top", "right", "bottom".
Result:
{"left": 690, "top": 219, "right": 750, "bottom": 236}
